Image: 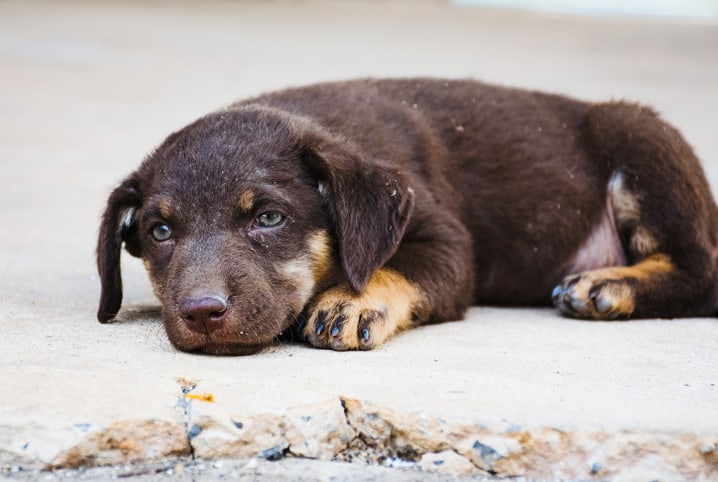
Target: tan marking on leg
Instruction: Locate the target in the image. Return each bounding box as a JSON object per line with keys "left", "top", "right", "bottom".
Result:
{"left": 609, "top": 172, "right": 641, "bottom": 225}
{"left": 630, "top": 226, "right": 659, "bottom": 257}
{"left": 584, "top": 254, "right": 673, "bottom": 282}
{"left": 304, "top": 268, "right": 422, "bottom": 350}
{"left": 238, "top": 190, "right": 255, "bottom": 212}
{"left": 605, "top": 171, "right": 663, "bottom": 262}
{"left": 604, "top": 282, "right": 636, "bottom": 316}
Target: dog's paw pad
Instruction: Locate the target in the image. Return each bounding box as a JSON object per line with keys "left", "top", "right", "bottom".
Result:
{"left": 552, "top": 272, "right": 635, "bottom": 320}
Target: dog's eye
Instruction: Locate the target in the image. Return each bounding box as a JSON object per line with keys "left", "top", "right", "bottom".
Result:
{"left": 256, "top": 212, "right": 284, "bottom": 228}
{"left": 151, "top": 223, "right": 172, "bottom": 241}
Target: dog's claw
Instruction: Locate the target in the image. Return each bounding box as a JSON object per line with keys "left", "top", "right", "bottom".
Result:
{"left": 314, "top": 311, "right": 327, "bottom": 335}
{"left": 330, "top": 314, "right": 347, "bottom": 338}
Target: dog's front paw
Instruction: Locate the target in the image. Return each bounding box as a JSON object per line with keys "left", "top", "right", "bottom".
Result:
{"left": 304, "top": 299, "right": 389, "bottom": 351}
{"left": 552, "top": 269, "right": 636, "bottom": 320}
{"left": 302, "top": 269, "right": 421, "bottom": 351}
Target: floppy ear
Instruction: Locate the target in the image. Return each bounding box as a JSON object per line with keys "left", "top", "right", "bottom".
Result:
{"left": 96, "top": 175, "right": 142, "bottom": 322}
{"left": 301, "top": 129, "right": 415, "bottom": 293}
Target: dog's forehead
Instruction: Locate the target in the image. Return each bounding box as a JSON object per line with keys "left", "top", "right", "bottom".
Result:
{"left": 148, "top": 162, "right": 307, "bottom": 218}
{"left": 159, "top": 119, "right": 292, "bottom": 171}
{"left": 145, "top": 109, "right": 308, "bottom": 194}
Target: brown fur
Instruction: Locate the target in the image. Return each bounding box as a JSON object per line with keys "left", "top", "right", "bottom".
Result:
{"left": 97, "top": 78, "right": 718, "bottom": 355}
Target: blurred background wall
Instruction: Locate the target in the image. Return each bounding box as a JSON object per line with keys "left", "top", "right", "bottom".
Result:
{"left": 453, "top": 0, "right": 718, "bottom": 18}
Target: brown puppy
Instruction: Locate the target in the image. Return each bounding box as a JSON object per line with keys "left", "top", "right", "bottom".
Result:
{"left": 97, "top": 78, "right": 718, "bottom": 355}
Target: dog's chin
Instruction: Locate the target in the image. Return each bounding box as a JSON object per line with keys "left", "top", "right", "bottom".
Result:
{"left": 164, "top": 321, "right": 280, "bottom": 356}
{"left": 169, "top": 335, "right": 272, "bottom": 356}
{"left": 191, "top": 342, "right": 267, "bottom": 356}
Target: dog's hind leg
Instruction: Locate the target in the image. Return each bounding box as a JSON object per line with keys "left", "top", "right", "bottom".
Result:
{"left": 552, "top": 102, "right": 718, "bottom": 319}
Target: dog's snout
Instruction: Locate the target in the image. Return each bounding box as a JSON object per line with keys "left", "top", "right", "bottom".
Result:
{"left": 180, "top": 294, "right": 229, "bottom": 334}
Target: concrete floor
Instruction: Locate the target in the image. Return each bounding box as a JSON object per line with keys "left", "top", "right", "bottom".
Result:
{"left": 1, "top": 1, "right": 717, "bottom": 479}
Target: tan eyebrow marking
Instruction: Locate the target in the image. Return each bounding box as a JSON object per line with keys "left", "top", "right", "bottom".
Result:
{"left": 157, "top": 196, "right": 174, "bottom": 219}
{"left": 144, "top": 195, "right": 175, "bottom": 221}
{"left": 238, "top": 190, "right": 255, "bottom": 212}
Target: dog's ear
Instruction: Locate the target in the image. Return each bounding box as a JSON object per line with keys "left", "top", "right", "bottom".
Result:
{"left": 301, "top": 129, "right": 415, "bottom": 293}
{"left": 96, "top": 175, "right": 142, "bottom": 322}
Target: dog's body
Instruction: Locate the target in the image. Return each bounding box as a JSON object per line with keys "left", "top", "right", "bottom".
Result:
{"left": 98, "top": 78, "right": 718, "bottom": 355}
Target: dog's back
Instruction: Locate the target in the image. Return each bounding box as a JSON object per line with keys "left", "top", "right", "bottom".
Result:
{"left": 246, "top": 79, "right": 718, "bottom": 309}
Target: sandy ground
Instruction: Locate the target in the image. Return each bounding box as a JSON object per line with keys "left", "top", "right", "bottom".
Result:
{"left": 1, "top": 0, "right": 717, "bottom": 479}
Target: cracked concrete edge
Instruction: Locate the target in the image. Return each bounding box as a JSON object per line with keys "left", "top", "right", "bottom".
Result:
{"left": 48, "top": 419, "right": 190, "bottom": 469}
{"left": 4, "top": 396, "right": 718, "bottom": 480}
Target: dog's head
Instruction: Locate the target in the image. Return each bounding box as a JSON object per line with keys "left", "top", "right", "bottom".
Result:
{"left": 97, "top": 105, "right": 414, "bottom": 355}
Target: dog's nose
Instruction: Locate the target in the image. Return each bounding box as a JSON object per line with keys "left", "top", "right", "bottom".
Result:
{"left": 179, "top": 294, "right": 229, "bottom": 335}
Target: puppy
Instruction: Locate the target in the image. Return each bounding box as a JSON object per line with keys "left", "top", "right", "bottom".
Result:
{"left": 97, "top": 78, "right": 718, "bottom": 355}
